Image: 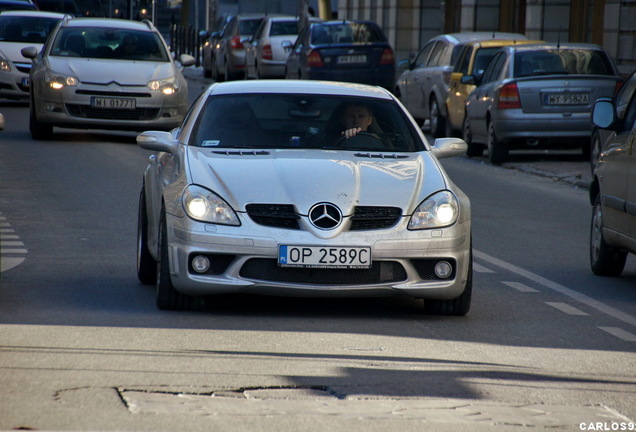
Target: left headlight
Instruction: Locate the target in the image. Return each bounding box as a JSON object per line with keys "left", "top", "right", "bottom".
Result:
{"left": 148, "top": 75, "right": 179, "bottom": 95}
{"left": 408, "top": 190, "right": 459, "bottom": 230}
{"left": 0, "top": 58, "right": 10, "bottom": 72}
{"left": 45, "top": 71, "right": 79, "bottom": 89}
{"left": 182, "top": 185, "right": 240, "bottom": 226}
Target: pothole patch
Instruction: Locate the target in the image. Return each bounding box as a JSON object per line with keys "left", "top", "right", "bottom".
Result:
{"left": 118, "top": 386, "right": 630, "bottom": 427}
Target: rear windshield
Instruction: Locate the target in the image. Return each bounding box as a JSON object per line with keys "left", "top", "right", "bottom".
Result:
{"left": 239, "top": 18, "right": 263, "bottom": 36}
{"left": 270, "top": 20, "right": 299, "bottom": 36}
{"left": 311, "top": 22, "right": 386, "bottom": 44}
{"left": 190, "top": 94, "right": 423, "bottom": 152}
{"left": 515, "top": 49, "right": 614, "bottom": 77}
{"left": 0, "top": 15, "right": 61, "bottom": 43}
{"left": 50, "top": 27, "right": 170, "bottom": 61}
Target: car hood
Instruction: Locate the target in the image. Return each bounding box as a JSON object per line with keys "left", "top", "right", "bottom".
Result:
{"left": 186, "top": 148, "right": 447, "bottom": 215}
{"left": 47, "top": 57, "right": 174, "bottom": 85}
{"left": 0, "top": 42, "right": 43, "bottom": 62}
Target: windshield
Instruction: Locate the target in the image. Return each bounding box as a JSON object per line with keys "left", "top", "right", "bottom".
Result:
{"left": 189, "top": 94, "right": 423, "bottom": 152}
{"left": 49, "top": 27, "right": 170, "bottom": 61}
{"left": 515, "top": 49, "right": 614, "bottom": 77}
{"left": 0, "top": 15, "right": 61, "bottom": 43}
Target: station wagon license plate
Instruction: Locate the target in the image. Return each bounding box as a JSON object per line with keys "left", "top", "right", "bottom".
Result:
{"left": 544, "top": 93, "right": 589, "bottom": 105}
{"left": 278, "top": 245, "right": 371, "bottom": 269}
{"left": 91, "top": 97, "right": 136, "bottom": 109}
{"left": 337, "top": 54, "right": 366, "bottom": 64}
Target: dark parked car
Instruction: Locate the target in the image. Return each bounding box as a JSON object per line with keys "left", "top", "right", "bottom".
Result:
{"left": 284, "top": 20, "right": 395, "bottom": 90}
{"left": 589, "top": 69, "right": 636, "bottom": 277}
{"left": 463, "top": 43, "right": 623, "bottom": 164}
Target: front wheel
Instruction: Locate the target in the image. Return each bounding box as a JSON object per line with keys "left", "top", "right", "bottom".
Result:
{"left": 429, "top": 97, "right": 446, "bottom": 138}
{"left": 590, "top": 196, "right": 627, "bottom": 276}
{"left": 424, "top": 247, "right": 473, "bottom": 316}
{"left": 156, "top": 208, "right": 194, "bottom": 310}
{"left": 137, "top": 187, "right": 156, "bottom": 285}
{"left": 30, "top": 101, "right": 53, "bottom": 140}
{"left": 463, "top": 115, "right": 483, "bottom": 157}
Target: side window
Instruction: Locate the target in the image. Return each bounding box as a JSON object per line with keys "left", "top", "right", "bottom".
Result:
{"left": 616, "top": 74, "right": 636, "bottom": 120}
{"left": 620, "top": 88, "right": 636, "bottom": 134}
{"left": 414, "top": 42, "right": 434, "bottom": 68}
{"left": 454, "top": 45, "right": 472, "bottom": 74}
{"left": 480, "top": 52, "right": 501, "bottom": 84}
{"left": 484, "top": 52, "right": 507, "bottom": 84}
{"left": 427, "top": 41, "right": 447, "bottom": 66}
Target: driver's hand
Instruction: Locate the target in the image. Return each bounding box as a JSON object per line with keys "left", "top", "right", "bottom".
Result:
{"left": 342, "top": 127, "right": 362, "bottom": 139}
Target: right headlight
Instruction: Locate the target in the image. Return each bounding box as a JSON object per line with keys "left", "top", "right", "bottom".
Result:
{"left": 408, "top": 190, "right": 459, "bottom": 230}
{"left": 182, "top": 185, "right": 240, "bottom": 226}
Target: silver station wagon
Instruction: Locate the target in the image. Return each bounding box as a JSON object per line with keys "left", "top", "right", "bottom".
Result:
{"left": 136, "top": 80, "right": 473, "bottom": 314}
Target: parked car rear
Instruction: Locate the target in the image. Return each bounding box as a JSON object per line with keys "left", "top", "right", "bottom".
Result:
{"left": 463, "top": 42, "right": 623, "bottom": 164}
{"left": 211, "top": 14, "right": 264, "bottom": 81}
{"left": 395, "top": 32, "right": 527, "bottom": 137}
{"left": 284, "top": 20, "right": 395, "bottom": 90}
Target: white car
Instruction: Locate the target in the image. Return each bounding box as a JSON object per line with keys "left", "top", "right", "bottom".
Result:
{"left": 0, "top": 10, "right": 69, "bottom": 100}
{"left": 136, "top": 80, "right": 472, "bottom": 314}
{"left": 245, "top": 16, "right": 319, "bottom": 79}
{"left": 22, "top": 17, "right": 195, "bottom": 140}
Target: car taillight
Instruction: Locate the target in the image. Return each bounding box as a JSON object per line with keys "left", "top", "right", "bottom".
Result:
{"left": 380, "top": 47, "right": 394, "bottom": 65}
{"left": 262, "top": 44, "right": 273, "bottom": 60}
{"left": 230, "top": 35, "right": 243, "bottom": 49}
{"left": 307, "top": 49, "right": 324, "bottom": 68}
{"left": 498, "top": 82, "right": 521, "bottom": 109}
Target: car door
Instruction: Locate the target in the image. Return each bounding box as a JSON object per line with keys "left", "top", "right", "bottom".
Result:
{"left": 418, "top": 40, "right": 449, "bottom": 119}
{"left": 467, "top": 51, "right": 507, "bottom": 141}
{"left": 400, "top": 41, "right": 435, "bottom": 120}
{"left": 447, "top": 44, "right": 472, "bottom": 131}
{"left": 623, "top": 96, "right": 636, "bottom": 238}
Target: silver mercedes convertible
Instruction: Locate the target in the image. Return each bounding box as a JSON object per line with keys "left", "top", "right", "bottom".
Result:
{"left": 136, "top": 80, "right": 472, "bottom": 314}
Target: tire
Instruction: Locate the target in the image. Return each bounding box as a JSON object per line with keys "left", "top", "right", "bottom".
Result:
{"left": 590, "top": 196, "right": 627, "bottom": 276}
{"left": 30, "top": 100, "right": 53, "bottom": 141}
{"left": 424, "top": 247, "right": 473, "bottom": 316}
{"left": 429, "top": 97, "right": 447, "bottom": 138}
{"left": 590, "top": 129, "right": 602, "bottom": 175}
{"left": 463, "top": 115, "right": 483, "bottom": 157}
{"left": 137, "top": 187, "right": 157, "bottom": 285}
{"left": 203, "top": 66, "right": 211, "bottom": 78}
{"left": 487, "top": 121, "right": 508, "bottom": 164}
{"left": 212, "top": 60, "right": 224, "bottom": 82}
{"left": 156, "top": 208, "right": 193, "bottom": 310}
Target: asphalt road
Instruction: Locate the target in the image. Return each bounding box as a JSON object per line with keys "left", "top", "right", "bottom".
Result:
{"left": 0, "top": 72, "right": 634, "bottom": 431}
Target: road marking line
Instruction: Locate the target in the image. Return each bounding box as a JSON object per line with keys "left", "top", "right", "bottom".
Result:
{"left": 475, "top": 249, "right": 636, "bottom": 328}
{"left": 474, "top": 262, "right": 495, "bottom": 273}
{"left": 0, "top": 249, "right": 28, "bottom": 254}
{"left": 502, "top": 281, "right": 539, "bottom": 292}
{"left": 546, "top": 302, "right": 588, "bottom": 315}
{"left": 1, "top": 241, "right": 24, "bottom": 247}
{"left": 598, "top": 327, "right": 636, "bottom": 342}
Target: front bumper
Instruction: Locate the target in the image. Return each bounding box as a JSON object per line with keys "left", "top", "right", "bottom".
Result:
{"left": 164, "top": 213, "right": 472, "bottom": 300}
{"left": 0, "top": 69, "right": 30, "bottom": 99}
{"left": 33, "top": 82, "right": 188, "bottom": 131}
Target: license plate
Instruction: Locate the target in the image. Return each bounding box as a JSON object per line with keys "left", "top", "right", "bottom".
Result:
{"left": 21, "top": 77, "right": 30, "bottom": 87}
{"left": 91, "top": 97, "right": 136, "bottom": 109}
{"left": 278, "top": 245, "right": 372, "bottom": 269}
{"left": 337, "top": 55, "right": 366, "bottom": 64}
{"left": 544, "top": 93, "right": 589, "bottom": 105}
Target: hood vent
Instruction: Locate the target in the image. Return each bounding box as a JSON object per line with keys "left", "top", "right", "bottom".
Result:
{"left": 354, "top": 152, "right": 409, "bottom": 159}
{"left": 212, "top": 150, "right": 270, "bottom": 156}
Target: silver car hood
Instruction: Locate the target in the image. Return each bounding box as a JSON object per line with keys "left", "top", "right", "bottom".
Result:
{"left": 186, "top": 148, "right": 447, "bottom": 214}
{"left": 47, "top": 57, "right": 173, "bottom": 85}
{"left": 0, "top": 42, "right": 43, "bottom": 62}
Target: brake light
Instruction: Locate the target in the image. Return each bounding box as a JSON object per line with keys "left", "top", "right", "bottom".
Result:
{"left": 230, "top": 35, "right": 243, "bottom": 49}
{"left": 307, "top": 49, "right": 324, "bottom": 68}
{"left": 380, "top": 47, "right": 394, "bottom": 65}
{"left": 498, "top": 83, "right": 521, "bottom": 109}
{"left": 262, "top": 44, "right": 273, "bottom": 60}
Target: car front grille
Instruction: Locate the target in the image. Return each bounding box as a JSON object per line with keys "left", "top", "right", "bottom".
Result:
{"left": 66, "top": 104, "right": 160, "bottom": 120}
{"left": 246, "top": 204, "right": 402, "bottom": 231}
{"left": 75, "top": 90, "right": 152, "bottom": 98}
{"left": 239, "top": 258, "right": 407, "bottom": 284}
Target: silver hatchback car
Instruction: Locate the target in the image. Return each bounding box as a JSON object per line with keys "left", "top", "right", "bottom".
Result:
{"left": 22, "top": 17, "right": 195, "bottom": 140}
{"left": 136, "top": 80, "right": 472, "bottom": 314}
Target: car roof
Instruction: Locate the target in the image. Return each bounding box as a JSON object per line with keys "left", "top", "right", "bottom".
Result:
{"left": 206, "top": 79, "right": 394, "bottom": 99}
{"left": 61, "top": 17, "right": 156, "bottom": 31}
{"left": 504, "top": 42, "right": 605, "bottom": 51}
{"left": 0, "top": 9, "right": 68, "bottom": 18}
{"left": 437, "top": 32, "right": 529, "bottom": 43}
{"left": 468, "top": 39, "right": 542, "bottom": 48}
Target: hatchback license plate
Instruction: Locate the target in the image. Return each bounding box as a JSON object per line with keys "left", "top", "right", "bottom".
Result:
{"left": 278, "top": 245, "right": 371, "bottom": 269}
{"left": 337, "top": 55, "right": 366, "bottom": 64}
{"left": 544, "top": 93, "right": 589, "bottom": 105}
{"left": 91, "top": 97, "right": 136, "bottom": 109}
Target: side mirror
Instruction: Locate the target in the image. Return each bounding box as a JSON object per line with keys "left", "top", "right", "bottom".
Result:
{"left": 137, "top": 131, "right": 179, "bottom": 154}
{"left": 198, "top": 30, "right": 210, "bottom": 39}
{"left": 431, "top": 138, "right": 468, "bottom": 159}
{"left": 21, "top": 46, "right": 38, "bottom": 59}
{"left": 591, "top": 98, "right": 616, "bottom": 129}
{"left": 460, "top": 75, "right": 476, "bottom": 85}
{"left": 179, "top": 54, "right": 196, "bottom": 67}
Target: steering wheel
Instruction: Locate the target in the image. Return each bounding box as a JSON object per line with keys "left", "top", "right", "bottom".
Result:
{"left": 335, "top": 131, "right": 386, "bottom": 149}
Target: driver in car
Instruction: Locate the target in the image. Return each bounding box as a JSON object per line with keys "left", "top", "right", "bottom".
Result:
{"left": 340, "top": 103, "right": 374, "bottom": 139}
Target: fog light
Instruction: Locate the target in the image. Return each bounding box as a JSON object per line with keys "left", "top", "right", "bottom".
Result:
{"left": 434, "top": 261, "right": 452, "bottom": 279}
{"left": 192, "top": 255, "right": 210, "bottom": 273}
